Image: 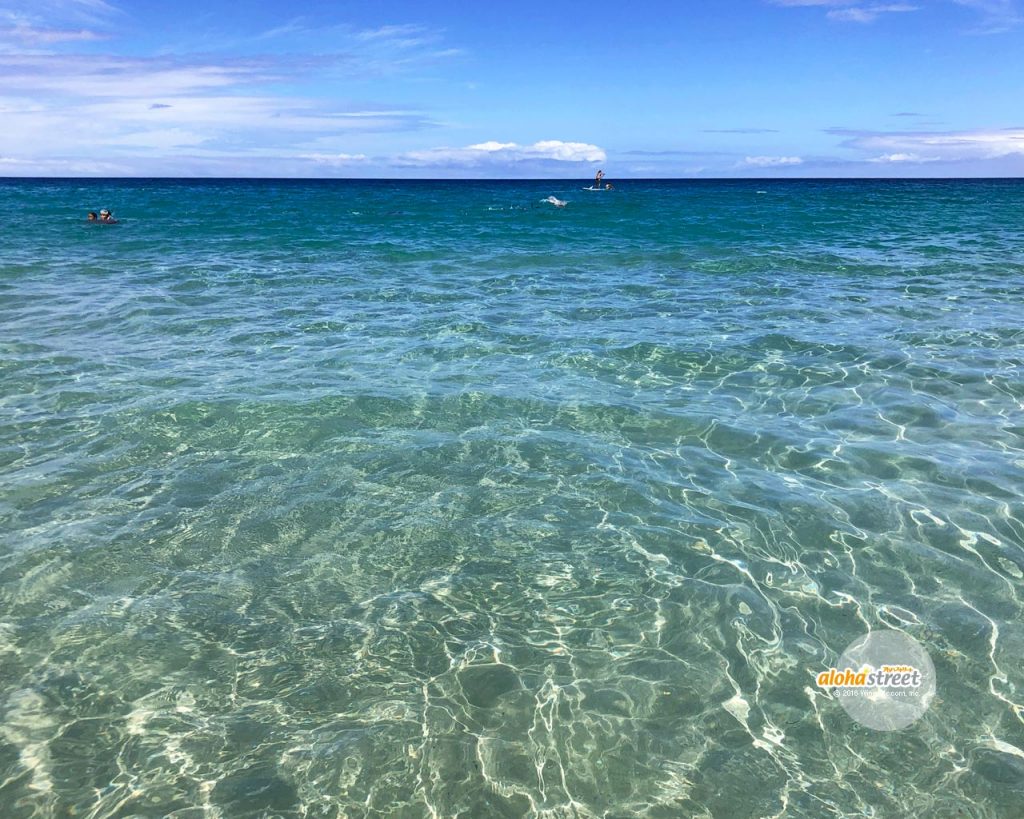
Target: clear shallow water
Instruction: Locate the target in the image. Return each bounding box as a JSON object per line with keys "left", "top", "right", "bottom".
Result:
{"left": 1, "top": 178, "right": 1023, "bottom": 817}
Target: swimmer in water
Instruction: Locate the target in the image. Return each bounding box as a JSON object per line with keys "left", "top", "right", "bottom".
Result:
{"left": 98, "top": 209, "right": 118, "bottom": 223}
{"left": 87, "top": 211, "right": 98, "bottom": 221}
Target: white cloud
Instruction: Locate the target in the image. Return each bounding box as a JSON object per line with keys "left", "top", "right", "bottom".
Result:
{"left": 951, "top": 0, "right": 1022, "bottom": 31}
{"left": 245, "top": 20, "right": 462, "bottom": 71}
{"left": 465, "top": 140, "right": 517, "bottom": 152}
{"left": 5, "top": 0, "right": 117, "bottom": 20}
{"left": 741, "top": 155, "right": 804, "bottom": 167}
{"left": 301, "top": 140, "right": 606, "bottom": 175}
{"left": 770, "top": 0, "right": 920, "bottom": 22}
{"left": 770, "top": 0, "right": 1024, "bottom": 28}
{"left": 355, "top": 24, "right": 434, "bottom": 48}
{"left": 0, "top": 42, "right": 441, "bottom": 159}
{"left": 0, "top": 25, "right": 105, "bottom": 44}
{"left": 0, "top": 54, "right": 265, "bottom": 97}
{"left": 399, "top": 140, "right": 606, "bottom": 166}
{"left": 840, "top": 128, "right": 1024, "bottom": 161}
{"left": 0, "top": 154, "right": 123, "bottom": 174}
{"left": 100, "top": 127, "right": 211, "bottom": 150}
{"left": 531, "top": 140, "right": 607, "bottom": 161}
{"left": 954, "top": 0, "right": 1014, "bottom": 11}
{"left": 868, "top": 152, "right": 940, "bottom": 162}
{"left": 0, "top": 0, "right": 117, "bottom": 48}
{"left": 300, "top": 152, "right": 370, "bottom": 165}
{"left": 0, "top": 4, "right": 467, "bottom": 172}
{"left": 827, "top": 4, "right": 918, "bottom": 22}
{"left": 0, "top": 89, "right": 437, "bottom": 160}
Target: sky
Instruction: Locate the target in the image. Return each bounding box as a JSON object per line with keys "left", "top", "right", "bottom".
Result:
{"left": 1, "top": 0, "right": 1022, "bottom": 177}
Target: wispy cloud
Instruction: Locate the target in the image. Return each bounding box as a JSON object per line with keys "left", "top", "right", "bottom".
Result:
{"left": 826, "top": 4, "right": 918, "bottom": 22}
{"left": 0, "top": 154, "right": 123, "bottom": 174}
{"left": 397, "top": 140, "right": 606, "bottom": 168}
{"left": 0, "top": 0, "right": 118, "bottom": 47}
{"left": 0, "top": 54, "right": 270, "bottom": 97}
{"left": 951, "top": 0, "right": 1022, "bottom": 31}
{"left": 243, "top": 20, "right": 463, "bottom": 71}
{"left": 355, "top": 24, "right": 436, "bottom": 48}
{"left": 8, "top": 0, "right": 118, "bottom": 21}
{"left": 0, "top": 2, "right": 464, "bottom": 171}
{"left": 771, "top": 0, "right": 1022, "bottom": 29}
{"left": 741, "top": 155, "right": 804, "bottom": 167}
{"left": 830, "top": 126, "right": 1024, "bottom": 161}
{"left": 297, "top": 152, "right": 370, "bottom": 166}
{"left": 0, "top": 0, "right": 115, "bottom": 52}
{"left": 294, "top": 140, "right": 609, "bottom": 177}
{"left": 0, "top": 25, "right": 106, "bottom": 45}
{"left": 622, "top": 149, "right": 736, "bottom": 156}
{"left": 769, "top": 0, "right": 919, "bottom": 20}
{"left": 0, "top": 49, "right": 440, "bottom": 162}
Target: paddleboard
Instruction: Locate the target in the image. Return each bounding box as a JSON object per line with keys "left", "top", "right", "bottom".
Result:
{"left": 582, "top": 186, "right": 605, "bottom": 191}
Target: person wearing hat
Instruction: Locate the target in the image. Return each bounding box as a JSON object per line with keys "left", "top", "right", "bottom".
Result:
{"left": 98, "top": 209, "right": 118, "bottom": 224}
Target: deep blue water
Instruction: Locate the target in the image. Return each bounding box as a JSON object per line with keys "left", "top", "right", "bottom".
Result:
{"left": 1, "top": 178, "right": 1023, "bottom": 817}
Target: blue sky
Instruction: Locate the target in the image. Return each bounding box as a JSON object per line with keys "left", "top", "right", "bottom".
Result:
{"left": 1, "top": 0, "right": 1022, "bottom": 177}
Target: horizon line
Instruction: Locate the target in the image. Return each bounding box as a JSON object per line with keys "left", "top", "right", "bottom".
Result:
{"left": 2, "top": 176, "right": 1023, "bottom": 182}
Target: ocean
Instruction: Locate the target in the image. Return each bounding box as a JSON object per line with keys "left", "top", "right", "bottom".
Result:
{"left": 1, "top": 178, "right": 1022, "bottom": 817}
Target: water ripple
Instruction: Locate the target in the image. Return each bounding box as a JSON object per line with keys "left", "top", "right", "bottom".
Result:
{"left": 1, "top": 179, "right": 1023, "bottom": 817}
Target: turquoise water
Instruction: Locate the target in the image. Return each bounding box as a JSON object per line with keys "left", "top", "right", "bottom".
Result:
{"left": 1, "top": 178, "right": 1023, "bottom": 817}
